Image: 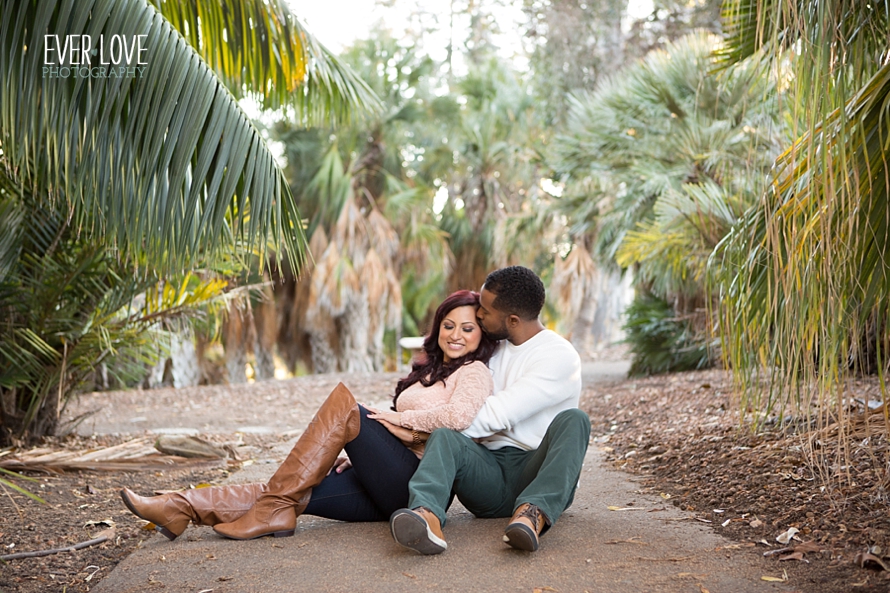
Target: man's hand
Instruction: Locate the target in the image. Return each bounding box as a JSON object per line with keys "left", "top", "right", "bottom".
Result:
{"left": 374, "top": 418, "right": 415, "bottom": 446}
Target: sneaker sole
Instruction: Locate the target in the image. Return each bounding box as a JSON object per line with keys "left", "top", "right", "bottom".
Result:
{"left": 503, "top": 523, "right": 539, "bottom": 551}
{"left": 390, "top": 510, "right": 447, "bottom": 555}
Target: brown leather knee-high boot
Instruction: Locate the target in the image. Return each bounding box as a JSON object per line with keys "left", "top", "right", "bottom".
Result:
{"left": 120, "top": 483, "right": 268, "bottom": 540}
{"left": 213, "top": 382, "right": 361, "bottom": 540}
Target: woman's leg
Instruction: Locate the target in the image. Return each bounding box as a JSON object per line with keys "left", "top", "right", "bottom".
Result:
{"left": 343, "top": 406, "right": 420, "bottom": 517}
{"left": 214, "top": 382, "right": 361, "bottom": 540}
{"left": 303, "top": 467, "right": 387, "bottom": 522}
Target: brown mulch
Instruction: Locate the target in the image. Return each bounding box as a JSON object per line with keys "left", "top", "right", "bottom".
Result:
{"left": 582, "top": 368, "right": 890, "bottom": 593}
{"left": 0, "top": 432, "right": 285, "bottom": 593}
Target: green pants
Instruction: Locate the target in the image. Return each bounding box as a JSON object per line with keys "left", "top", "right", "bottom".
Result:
{"left": 407, "top": 408, "right": 591, "bottom": 530}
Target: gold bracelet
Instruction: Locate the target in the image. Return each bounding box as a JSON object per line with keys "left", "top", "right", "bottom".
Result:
{"left": 412, "top": 430, "right": 423, "bottom": 446}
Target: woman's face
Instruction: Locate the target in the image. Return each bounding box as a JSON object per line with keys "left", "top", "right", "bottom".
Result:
{"left": 438, "top": 305, "right": 483, "bottom": 362}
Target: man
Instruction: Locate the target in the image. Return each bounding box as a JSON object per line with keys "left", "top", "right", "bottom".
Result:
{"left": 389, "top": 266, "right": 589, "bottom": 554}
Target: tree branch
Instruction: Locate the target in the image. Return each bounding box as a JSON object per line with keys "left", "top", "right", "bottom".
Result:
{"left": 0, "top": 535, "right": 109, "bottom": 561}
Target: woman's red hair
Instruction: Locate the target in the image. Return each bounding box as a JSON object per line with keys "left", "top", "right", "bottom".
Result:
{"left": 392, "top": 290, "right": 498, "bottom": 408}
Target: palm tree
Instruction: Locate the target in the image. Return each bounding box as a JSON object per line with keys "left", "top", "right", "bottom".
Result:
{"left": 268, "top": 34, "right": 452, "bottom": 373}
{"left": 717, "top": 1, "right": 890, "bottom": 436}
{"left": 551, "top": 32, "right": 782, "bottom": 372}
{"left": 435, "top": 58, "right": 554, "bottom": 294}
{"left": 0, "top": 0, "right": 378, "bottom": 444}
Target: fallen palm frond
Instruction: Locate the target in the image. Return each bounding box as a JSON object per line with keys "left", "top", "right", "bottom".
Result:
{"left": 0, "top": 438, "right": 227, "bottom": 473}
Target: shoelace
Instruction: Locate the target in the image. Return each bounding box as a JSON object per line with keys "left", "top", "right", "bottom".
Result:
{"left": 517, "top": 505, "right": 542, "bottom": 530}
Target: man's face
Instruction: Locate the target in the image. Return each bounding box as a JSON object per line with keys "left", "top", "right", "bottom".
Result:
{"left": 477, "top": 287, "right": 510, "bottom": 341}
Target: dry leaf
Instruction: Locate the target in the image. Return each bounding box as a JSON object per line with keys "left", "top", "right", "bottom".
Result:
{"left": 84, "top": 519, "right": 115, "bottom": 529}
{"left": 660, "top": 493, "right": 672, "bottom": 500}
{"left": 761, "top": 576, "right": 786, "bottom": 582}
{"left": 699, "top": 585, "right": 711, "bottom": 593}
{"left": 218, "top": 576, "right": 233, "bottom": 582}
{"left": 605, "top": 537, "right": 648, "bottom": 545}
{"left": 94, "top": 527, "right": 115, "bottom": 541}
{"left": 716, "top": 543, "right": 755, "bottom": 551}
{"left": 607, "top": 506, "right": 643, "bottom": 511}
{"left": 776, "top": 527, "right": 800, "bottom": 544}
{"left": 749, "top": 519, "right": 764, "bottom": 528}
{"left": 855, "top": 551, "right": 890, "bottom": 571}
{"left": 779, "top": 552, "right": 806, "bottom": 562}
{"left": 402, "top": 572, "right": 417, "bottom": 579}
{"left": 793, "top": 541, "right": 823, "bottom": 554}
{"left": 533, "top": 588, "right": 558, "bottom": 593}
{"left": 84, "top": 565, "right": 101, "bottom": 582}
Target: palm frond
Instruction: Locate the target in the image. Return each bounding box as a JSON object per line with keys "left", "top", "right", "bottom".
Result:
{"left": 150, "top": 0, "right": 381, "bottom": 125}
{"left": 1, "top": 0, "right": 306, "bottom": 275}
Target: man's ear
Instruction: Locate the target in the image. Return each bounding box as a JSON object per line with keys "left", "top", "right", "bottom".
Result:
{"left": 506, "top": 314, "right": 521, "bottom": 328}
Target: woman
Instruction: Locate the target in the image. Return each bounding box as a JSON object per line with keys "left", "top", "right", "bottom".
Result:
{"left": 120, "top": 290, "right": 497, "bottom": 541}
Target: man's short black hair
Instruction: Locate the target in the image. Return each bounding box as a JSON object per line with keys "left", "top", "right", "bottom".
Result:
{"left": 483, "top": 266, "right": 545, "bottom": 320}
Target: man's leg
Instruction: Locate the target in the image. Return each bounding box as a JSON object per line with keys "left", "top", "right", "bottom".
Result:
{"left": 392, "top": 428, "right": 507, "bottom": 554}
{"left": 511, "top": 408, "right": 591, "bottom": 528}
{"left": 406, "top": 428, "right": 506, "bottom": 526}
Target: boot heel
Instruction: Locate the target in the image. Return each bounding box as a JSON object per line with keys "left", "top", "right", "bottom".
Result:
{"left": 155, "top": 525, "right": 178, "bottom": 541}
{"left": 273, "top": 530, "right": 296, "bottom": 538}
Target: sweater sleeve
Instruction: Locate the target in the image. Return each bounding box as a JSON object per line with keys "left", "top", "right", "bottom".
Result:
{"left": 400, "top": 362, "right": 493, "bottom": 432}
{"left": 462, "top": 345, "right": 580, "bottom": 438}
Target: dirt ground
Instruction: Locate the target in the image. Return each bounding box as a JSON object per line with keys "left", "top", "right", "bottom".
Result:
{"left": 1, "top": 368, "right": 889, "bottom": 592}
{"left": 583, "top": 368, "right": 890, "bottom": 593}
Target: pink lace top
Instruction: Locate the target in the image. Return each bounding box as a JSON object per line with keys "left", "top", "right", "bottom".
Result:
{"left": 395, "top": 361, "right": 493, "bottom": 433}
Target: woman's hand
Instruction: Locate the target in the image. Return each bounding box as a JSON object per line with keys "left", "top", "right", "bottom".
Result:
{"left": 367, "top": 409, "right": 403, "bottom": 427}
{"left": 328, "top": 455, "right": 352, "bottom": 475}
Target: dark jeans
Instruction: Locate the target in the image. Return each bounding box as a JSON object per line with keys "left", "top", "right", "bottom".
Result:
{"left": 303, "top": 405, "right": 420, "bottom": 522}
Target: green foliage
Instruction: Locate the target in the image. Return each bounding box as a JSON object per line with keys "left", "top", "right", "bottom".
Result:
{"left": 623, "top": 292, "right": 712, "bottom": 376}
{"left": 717, "top": 0, "right": 890, "bottom": 433}
{"left": 151, "top": 0, "right": 381, "bottom": 126}
{"left": 1, "top": 0, "right": 307, "bottom": 276}
{"left": 0, "top": 0, "right": 378, "bottom": 442}
{"left": 549, "top": 32, "right": 781, "bottom": 368}
{"left": 0, "top": 467, "right": 45, "bottom": 504}
{"left": 554, "top": 32, "right": 780, "bottom": 269}
{"left": 0, "top": 187, "right": 234, "bottom": 443}
{"left": 271, "top": 37, "right": 554, "bottom": 343}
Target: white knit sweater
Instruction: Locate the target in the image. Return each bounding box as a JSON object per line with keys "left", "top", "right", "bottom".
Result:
{"left": 462, "top": 329, "right": 581, "bottom": 451}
